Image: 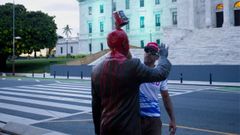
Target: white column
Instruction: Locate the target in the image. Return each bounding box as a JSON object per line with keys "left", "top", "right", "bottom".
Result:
{"left": 205, "top": 0, "right": 212, "bottom": 28}
{"left": 223, "top": 0, "right": 231, "bottom": 27}
{"left": 188, "top": 0, "right": 195, "bottom": 29}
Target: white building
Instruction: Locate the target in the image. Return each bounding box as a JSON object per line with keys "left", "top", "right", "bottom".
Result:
{"left": 76, "top": 0, "right": 178, "bottom": 53}
{"left": 55, "top": 37, "right": 80, "bottom": 56}
{"left": 56, "top": 0, "right": 240, "bottom": 60}
{"left": 177, "top": 0, "right": 240, "bottom": 29}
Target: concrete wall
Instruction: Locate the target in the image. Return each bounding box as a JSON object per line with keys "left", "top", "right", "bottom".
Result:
{"left": 168, "top": 65, "right": 240, "bottom": 82}
{"left": 50, "top": 65, "right": 240, "bottom": 82}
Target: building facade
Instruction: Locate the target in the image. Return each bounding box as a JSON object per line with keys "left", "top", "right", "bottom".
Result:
{"left": 55, "top": 37, "right": 80, "bottom": 56}
{"left": 55, "top": 0, "right": 239, "bottom": 56}
{"left": 178, "top": 0, "right": 240, "bottom": 29}
{"left": 76, "top": 0, "right": 177, "bottom": 54}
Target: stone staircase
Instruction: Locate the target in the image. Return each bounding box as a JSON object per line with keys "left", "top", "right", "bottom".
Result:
{"left": 89, "top": 26, "right": 240, "bottom": 66}
{"left": 167, "top": 27, "right": 240, "bottom": 65}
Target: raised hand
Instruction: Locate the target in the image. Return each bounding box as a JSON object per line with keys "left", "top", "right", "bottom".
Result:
{"left": 159, "top": 43, "right": 169, "bottom": 58}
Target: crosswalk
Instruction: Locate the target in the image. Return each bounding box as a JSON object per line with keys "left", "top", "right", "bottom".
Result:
{"left": 0, "top": 81, "right": 213, "bottom": 125}
{"left": 0, "top": 81, "right": 92, "bottom": 125}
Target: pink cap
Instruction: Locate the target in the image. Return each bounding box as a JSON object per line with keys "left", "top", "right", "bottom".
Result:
{"left": 146, "top": 42, "right": 159, "bottom": 52}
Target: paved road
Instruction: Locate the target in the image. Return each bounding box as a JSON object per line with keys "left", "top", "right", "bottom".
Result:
{"left": 0, "top": 78, "right": 239, "bottom": 135}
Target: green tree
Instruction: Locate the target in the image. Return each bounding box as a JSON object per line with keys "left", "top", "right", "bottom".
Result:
{"left": 63, "top": 25, "right": 72, "bottom": 57}
{"left": 0, "top": 3, "right": 57, "bottom": 72}
{"left": 24, "top": 11, "right": 57, "bottom": 58}
{"left": 0, "top": 3, "right": 27, "bottom": 72}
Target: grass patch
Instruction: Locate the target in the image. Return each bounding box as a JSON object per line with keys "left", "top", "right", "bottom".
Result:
{"left": 6, "top": 58, "right": 75, "bottom": 73}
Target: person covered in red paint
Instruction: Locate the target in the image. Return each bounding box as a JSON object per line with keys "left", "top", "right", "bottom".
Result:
{"left": 91, "top": 10, "right": 172, "bottom": 135}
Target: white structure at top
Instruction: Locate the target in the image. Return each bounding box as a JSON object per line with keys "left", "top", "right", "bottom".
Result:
{"left": 76, "top": 0, "right": 177, "bottom": 53}
{"left": 56, "top": 0, "right": 240, "bottom": 65}
{"left": 177, "top": 0, "right": 240, "bottom": 29}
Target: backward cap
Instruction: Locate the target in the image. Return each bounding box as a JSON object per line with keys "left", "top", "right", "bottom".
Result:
{"left": 107, "top": 29, "right": 129, "bottom": 56}
{"left": 145, "top": 42, "right": 159, "bottom": 52}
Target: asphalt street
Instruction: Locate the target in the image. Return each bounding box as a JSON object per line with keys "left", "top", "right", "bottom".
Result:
{"left": 0, "top": 77, "right": 239, "bottom": 135}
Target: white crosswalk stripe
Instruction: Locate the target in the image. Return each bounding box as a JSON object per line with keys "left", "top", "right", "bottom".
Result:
{"left": 0, "top": 113, "right": 37, "bottom": 125}
{"left": 0, "top": 103, "right": 69, "bottom": 117}
{"left": 0, "top": 82, "right": 92, "bottom": 125}
{"left": 0, "top": 81, "right": 213, "bottom": 125}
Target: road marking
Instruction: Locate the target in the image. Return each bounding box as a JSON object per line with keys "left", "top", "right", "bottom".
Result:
{"left": 0, "top": 95, "right": 91, "bottom": 111}
{"left": 33, "top": 111, "right": 91, "bottom": 124}
{"left": 18, "top": 85, "right": 91, "bottom": 94}
{"left": 0, "top": 113, "right": 37, "bottom": 125}
{"left": 17, "top": 78, "right": 22, "bottom": 81}
{"left": 47, "top": 84, "right": 91, "bottom": 90}
{"left": 162, "top": 123, "right": 238, "bottom": 135}
{"left": 1, "top": 87, "right": 91, "bottom": 98}
{"left": 31, "top": 84, "right": 91, "bottom": 91}
{"left": 35, "top": 79, "right": 40, "bottom": 82}
{"left": 0, "top": 82, "right": 93, "bottom": 125}
{"left": 0, "top": 103, "right": 68, "bottom": 118}
{"left": 0, "top": 90, "right": 91, "bottom": 104}
{"left": 45, "top": 119, "right": 93, "bottom": 123}
{"left": 55, "top": 80, "right": 61, "bottom": 83}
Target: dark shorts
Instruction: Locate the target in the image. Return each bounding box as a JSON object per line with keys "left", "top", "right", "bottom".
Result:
{"left": 141, "top": 117, "right": 162, "bottom": 135}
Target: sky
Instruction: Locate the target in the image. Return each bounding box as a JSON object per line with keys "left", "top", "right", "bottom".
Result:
{"left": 0, "top": 0, "right": 79, "bottom": 37}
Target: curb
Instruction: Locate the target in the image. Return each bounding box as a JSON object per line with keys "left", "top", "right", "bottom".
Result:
{"left": 0, "top": 122, "right": 66, "bottom": 135}
{"left": 1, "top": 73, "right": 240, "bottom": 87}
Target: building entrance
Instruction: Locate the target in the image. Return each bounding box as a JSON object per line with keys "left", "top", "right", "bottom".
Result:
{"left": 234, "top": 10, "right": 240, "bottom": 26}
{"left": 216, "top": 12, "right": 223, "bottom": 27}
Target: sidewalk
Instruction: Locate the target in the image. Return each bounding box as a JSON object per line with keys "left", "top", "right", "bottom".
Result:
{"left": 1, "top": 73, "right": 240, "bottom": 87}
{"left": 0, "top": 122, "right": 66, "bottom": 135}
{"left": 168, "top": 80, "right": 240, "bottom": 87}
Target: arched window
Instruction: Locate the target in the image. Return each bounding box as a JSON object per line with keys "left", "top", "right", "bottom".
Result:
{"left": 234, "top": 1, "right": 240, "bottom": 9}
{"left": 216, "top": 3, "right": 223, "bottom": 11}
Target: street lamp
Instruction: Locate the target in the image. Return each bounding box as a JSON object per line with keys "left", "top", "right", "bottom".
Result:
{"left": 12, "top": 0, "right": 15, "bottom": 76}
{"left": 149, "top": 30, "right": 152, "bottom": 42}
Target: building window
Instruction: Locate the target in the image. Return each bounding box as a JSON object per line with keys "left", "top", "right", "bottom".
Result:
{"left": 155, "top": 14, "right": 161, "bottom": 27}
{"left": 140, "top": 0, "right": 144, "bottom": 7}
{"left": 88, "top": 23, "right": 92, "bottom": 33}
{"left": 155, "top": 0, "right": 160, "bottom": 5}
{"left": 141, "top": 40, "right": 144, "bottom": 48}
{"left": 100, "top": 43, "right": 103, "bottom": 51}
{"left": 100, "top": 4, "right": 104, "bottom": 13}
{"left": 172, "top": 11, "right": 177, "bottom": 25}
{"left": 88, "top": 7, "right": 92, "bottom": 15}
{"left": 140, "top": 16, "right": 145, "bottom": 28}
{"left": 60, "top": 47, "right": 63, "bottom": 54}
{"left": 100, "top": 21, "right": 104, "bottom": 32}
{"left": 89, "top": 43, "right": 92, "bottom": 53}
{"left": 126, "top": 21, "right": 130, "bottom": 31}
{"left": 113, "top": 2, "right": 116, "bottom": 11}
{"left": 156, "top": 39, "right": 160, "bottom": 45}
{"left": 172, "top": 0, "right": 177, "bottom": 2}
{"left": 126, "top": 0, "right": 130, "bottom": 9}
{"left": 70, "top": 46, "right": 73, "bottom": 53}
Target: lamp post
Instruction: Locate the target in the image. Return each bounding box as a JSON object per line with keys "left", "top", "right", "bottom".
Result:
{"left": 89, "top": 35, "right": 92, "bottom": 54}
{"left": 12, "top": 0, "right": 15, "bottom": 76}
{"left": 149, "top": 30, "right": 152, "bottom": 42}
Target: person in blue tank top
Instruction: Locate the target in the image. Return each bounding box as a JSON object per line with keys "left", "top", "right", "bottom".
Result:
{"left": 139, "top": 42, "right": 176, "bottom": 135}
